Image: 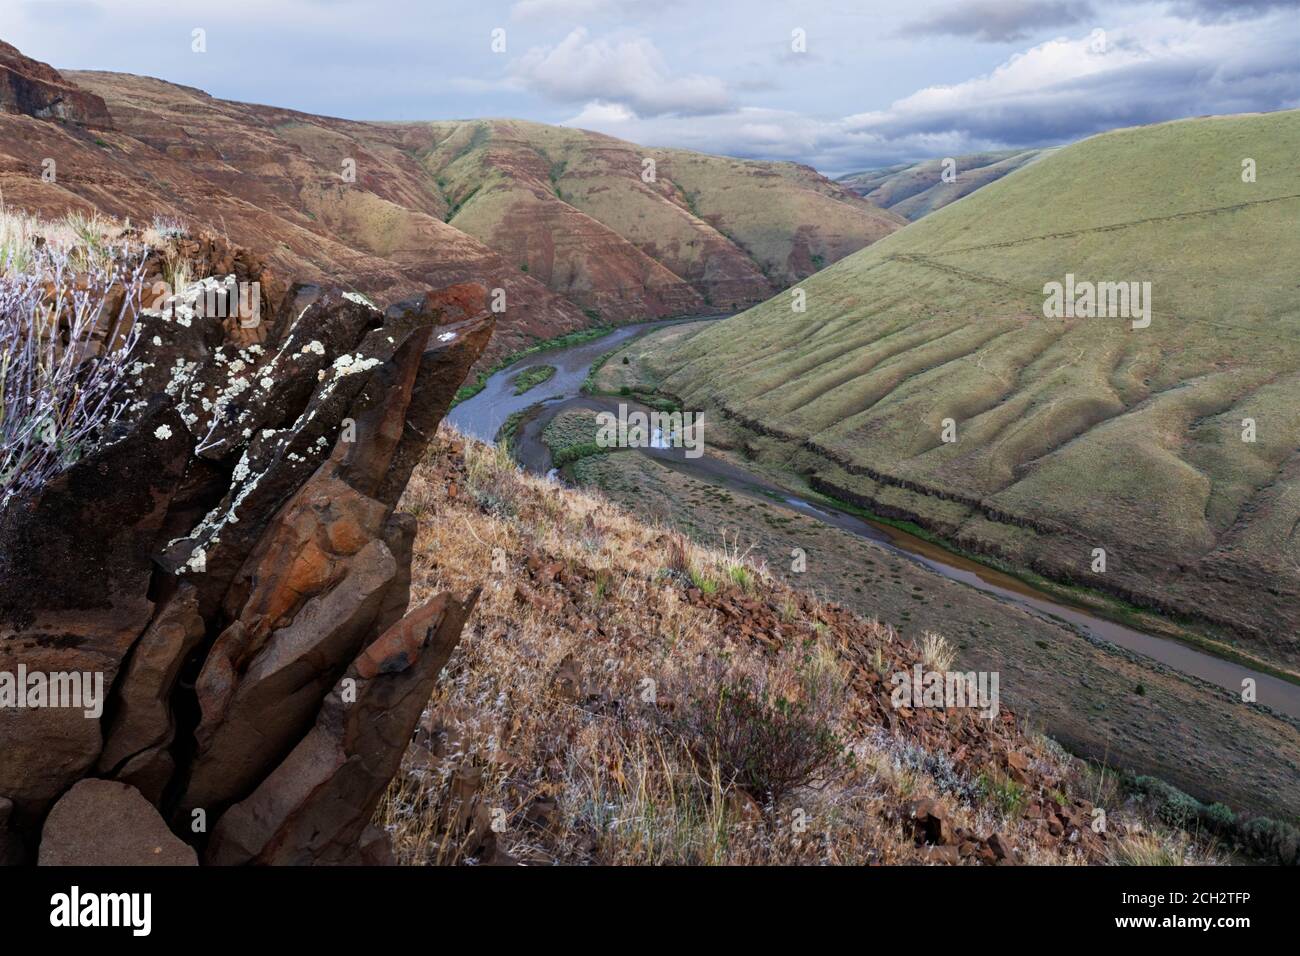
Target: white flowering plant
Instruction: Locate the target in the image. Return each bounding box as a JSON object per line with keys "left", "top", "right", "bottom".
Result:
{"left": 0, "top": 244, "right": 146, "bottom": 510}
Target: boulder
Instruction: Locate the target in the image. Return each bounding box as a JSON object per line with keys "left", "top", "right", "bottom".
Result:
{"left": 37, "top": 780, "right": 196, "bottom": 866}
{"left": 907, "top": 798, "right": 953, "bottom": 846}
{"left": 988, "top": 831, "right": 1016, "bottom": 862}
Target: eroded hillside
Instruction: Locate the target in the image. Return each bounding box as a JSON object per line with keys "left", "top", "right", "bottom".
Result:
{"left": 644, "top": 110, "right": 1300, "bottom": 667}
{"left": 376, "top": 118, "right": 903, "bottom": 319}
{"left": 0, "top": 40, "right": 901, "bottom": 371}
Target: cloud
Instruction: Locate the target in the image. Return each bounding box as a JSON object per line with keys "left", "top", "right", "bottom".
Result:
{"left": 565, "top": 18, "right": 1300, "bottom": 174}
{"left": 509, "top": 0, "right": 655, "bottom": 20}
{"left": 508, "top": 27, "right": 733, "bottom": 116}
{"left": 1166, "top": 0, "right": 1300, "bottom": 23}
{"left": 898, "top": 0, "right": 1095, "bottom": 43}
{"left": 849, "top": 19, "right": 1300, "bottom": 145}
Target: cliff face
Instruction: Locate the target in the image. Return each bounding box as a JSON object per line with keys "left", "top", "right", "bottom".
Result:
{"left": 0, "top": 41, "right": 112, "bottom": 128}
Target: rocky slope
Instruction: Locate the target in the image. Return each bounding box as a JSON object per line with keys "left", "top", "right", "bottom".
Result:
{"left": 839, "top": 148, "right": 1049, "bottom": 220}
{"left": 0, "top": 40, "right": 900, "bottom": 370}
{"left": 376, "top": 429, "right": 1231, "bottom": 865}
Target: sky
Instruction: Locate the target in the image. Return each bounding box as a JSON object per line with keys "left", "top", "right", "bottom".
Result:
{"left": 6, "top": 0, "right": 1300, "bottom": 175}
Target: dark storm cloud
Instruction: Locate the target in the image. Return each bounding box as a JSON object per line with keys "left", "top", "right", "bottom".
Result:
{"left": 848, "top": 33, "right": 1300, "bottom": 152}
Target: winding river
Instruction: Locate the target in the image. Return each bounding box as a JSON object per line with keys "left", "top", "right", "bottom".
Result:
{"left": 450, "top": 320, "right": 1300, "bottom": 719}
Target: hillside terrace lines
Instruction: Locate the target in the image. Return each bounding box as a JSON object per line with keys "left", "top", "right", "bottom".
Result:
{"left": 898, "top": 325, "right": 1107, "bottom": 485}
{"left": 1187, "top": 373, "right": 1300, "bottom": 542}
{"left": 912, "top": 191, "right": 1300, "bottom": 258}
{"left": 761, "top": 318, "right": 981, "bottom": 419}
{"left": 808, "top": 323, "right": 1016, "bottom": 440}
{"left": 697, "top": 368, "right": 1300, "bottom": 646}
{"left": 882, "top": 250, "right": 1300, "bottom": 344}
{"left": 712, "top": 339, "right": 1293, "bottom": 564}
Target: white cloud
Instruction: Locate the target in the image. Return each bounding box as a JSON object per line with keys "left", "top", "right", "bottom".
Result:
{"left": 508, "top": 27, "right": 733, "bottom": 116}
{"left": 564, "top": 15, "right": 1300, "bottom": 173}
{"left": 567, "top": 100, "right": 637, "bottom": 124}
{"left": 510, "top": 0, "right": 623, "bottom": 20}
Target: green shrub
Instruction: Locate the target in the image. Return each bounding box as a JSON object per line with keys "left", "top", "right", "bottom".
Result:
{"left": 677, "top": 676, "right": 848, "bottom": 805}
{"left": 977, "top": 770, "right": 1026, "bottom": 818}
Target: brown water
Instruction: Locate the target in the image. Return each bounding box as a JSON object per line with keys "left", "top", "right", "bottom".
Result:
{"left": 450, "top": 321, "right": 1300, "bottom": 719}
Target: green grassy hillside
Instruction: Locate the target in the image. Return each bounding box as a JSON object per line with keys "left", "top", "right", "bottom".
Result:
{"left": 645, "top": 110, "right": 1300, "bottom": 667}
{"left": 838, "top": 148, "right": 1051, "bottom": 219}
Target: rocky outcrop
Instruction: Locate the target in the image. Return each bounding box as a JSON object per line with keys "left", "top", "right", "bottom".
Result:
{"left": 206, "top": 591, "right": 478, "bottom": 865}
{"left": 0, "top": 40, "right": 112, "bottom": 128}
{"left": 0, "top": 246, "right": 493, "bottom": 865}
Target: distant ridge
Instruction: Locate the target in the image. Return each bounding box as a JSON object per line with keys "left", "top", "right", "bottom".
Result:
{"left": 838, "top": 148, "right": 1052, "bottom": 220}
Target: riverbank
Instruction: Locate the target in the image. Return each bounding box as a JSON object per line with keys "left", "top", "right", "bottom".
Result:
{"left": 598, "top": 321, "right": 1300, "bottom": 690}
{"left": 447, "top": 318, "right": 1300, "bottom": 823}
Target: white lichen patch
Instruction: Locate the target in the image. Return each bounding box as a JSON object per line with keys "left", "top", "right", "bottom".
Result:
{"left": 331, "top": 353, "right": 381, "bottom": 380}
{"left": 343, "top": 291, "right": 380, "bottom": 312}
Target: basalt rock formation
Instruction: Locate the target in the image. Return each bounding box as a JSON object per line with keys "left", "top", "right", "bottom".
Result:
{"left": 0, "top": 40, "right": 112, "bottom": 128}
{"left": 0, "top": 243, "right": 492, "bottom": 865}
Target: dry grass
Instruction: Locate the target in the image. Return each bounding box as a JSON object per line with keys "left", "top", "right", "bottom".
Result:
{"left": 0, "top": 201, "right": 148, "bottom": 276}
{"left": 919, "top": 631, "right": 956, "bottom": 671}
{"left": 1109, "top": 827, "right": 1221, "bottom": 866}
{"left": 377, "top": 426, "right": 1211, "bottom": 866}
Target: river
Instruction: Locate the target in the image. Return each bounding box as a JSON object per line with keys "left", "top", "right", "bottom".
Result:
{"left": 449, "top": 320, "right": 1300, "bottom": 719}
